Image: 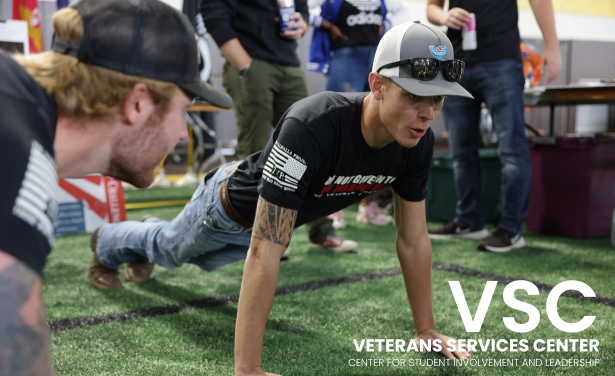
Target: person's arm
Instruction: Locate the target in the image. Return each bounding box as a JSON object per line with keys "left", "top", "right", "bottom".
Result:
{"left": 307, "top": 0, "right": 326, "bottom": 28}
{"left": 280, "top": 12, "right": 309, "bottom": 40}
{"left": 318, "top": 18, "right": 348, "bottom": 43}
{"left": 220, "top": 39, "right": 252, "bottom": 72}
{"left": 306, "top": 0, "right": 347, "bottom": 43}
{"left": 0, "top": 250, "right": 54, "bottom": 376}
{"left": 426, "top": 0, "right": 469, "bottom": 30}
{"left": 529, "top": 0, "right": 562, "bottom": 83}
{"left": 235, "top": 197, "right": 297, "bottom": 376}
{"left": 201, "top": 0, "right": 251, "bottom": 70}
{"left": 393, "top": 193, "right": 470, "bottom": 360}
{"left": 279, "top": 0, "right": 309, "bottom": 40}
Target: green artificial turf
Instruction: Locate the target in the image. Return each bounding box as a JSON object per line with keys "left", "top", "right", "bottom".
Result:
{"left": 123, "top": 186, "right": 196, "bottom": 203}
{"left": 45, "top": 197, "right": 615, "bottom": 375}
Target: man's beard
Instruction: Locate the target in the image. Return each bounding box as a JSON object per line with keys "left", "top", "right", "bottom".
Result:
{"left": 106, "top": 112, "right": 168, "bottom": 188}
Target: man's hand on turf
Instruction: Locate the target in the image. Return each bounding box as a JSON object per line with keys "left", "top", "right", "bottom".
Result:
{"left": 235, "top": 197, "right": 297, "bottom": 376}
{"left": 414, "top": 329, "right": 472, "bottom": 360}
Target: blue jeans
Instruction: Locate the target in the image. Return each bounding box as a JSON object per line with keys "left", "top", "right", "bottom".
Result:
{"left": 441, "top": 59, "right": 530, "bottom": 234}
{"left": 96, "top": 162, "right": 252, "bottom": 272}
{"left": 326, "top": 46, "right": 377, "bottom": 92}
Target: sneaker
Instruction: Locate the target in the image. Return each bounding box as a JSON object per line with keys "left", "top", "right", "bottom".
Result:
{"left": 427, "top": 221, "right": 489, "bottom": 240}
{"left": 477, "top": 228, "right": 526, "bottom": 253}
{"left": 328, "top": 210, "right": 346, "bottom": 230}
{"left": 124, "top": 258, "right": 155, "bottom": 283}
{"left": 88, "top": 227, "right": 125, "bottom": 290}
{"left": 150, "top": 168, "right": 173, "bottom": 188}
{"left": 356, "top": 202, "right": 393, "bottom": 226}
{"left": 280, "top": 250, "right": 290, "bottom": 261}
{"left": 310, "top": 235, "right": 358, "bottom": 253}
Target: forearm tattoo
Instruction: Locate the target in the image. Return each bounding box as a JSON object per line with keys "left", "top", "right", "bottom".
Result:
{"left": 252, "top": 197, "right": 297, "bottom": 247}
{"left": 0, "top": 256, "right": 54, "bottom": 376}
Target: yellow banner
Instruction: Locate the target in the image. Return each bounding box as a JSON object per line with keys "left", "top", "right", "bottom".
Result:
{"left": 17, "top": 3, "right": 44, "bottom": 53}
{"left": 518, "top": 0, "right": 615, "bottom": 18}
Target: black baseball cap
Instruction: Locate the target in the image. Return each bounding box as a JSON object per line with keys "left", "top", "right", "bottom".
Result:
{"left": 372, "top": 21, "right": 472, "bottom": 98}
{"left": 52, "top": 0, "right": 233, "bottom": 109}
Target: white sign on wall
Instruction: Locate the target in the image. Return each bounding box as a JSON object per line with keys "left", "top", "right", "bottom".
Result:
{"left": 0, "top": 19, "right": 29, "bottom": 55}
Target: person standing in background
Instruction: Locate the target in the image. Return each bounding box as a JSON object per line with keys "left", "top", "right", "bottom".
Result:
{"left": 308, "top": 0, "right": 411, "bottom": 228}
{"left": 202, "top": 0, "right": 357, "bottom": 254}
{"left": 426, "top": 0, "right": 562, "bottom": 252}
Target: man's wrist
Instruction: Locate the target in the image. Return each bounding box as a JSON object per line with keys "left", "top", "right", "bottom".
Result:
{"left": 543, "top": 42, "right": 560, "bottom": 52}
{"left": 416, "top": 327, "right": 437, "bottom": 334}
{"left": 438, "top": 12, "right": 448, "bottom": 26}
{"left": 239, "top": 63, "right": 251, "bottom": 76}
{"left": 414, "top": 315, "right": 437, "bottom": 335}
{"left": 321, "top": 19, "right": 332, "bottom": 31}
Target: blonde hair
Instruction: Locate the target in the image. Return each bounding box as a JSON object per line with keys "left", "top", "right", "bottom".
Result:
{"left": 14, "top": 7, "right": 179, "bottom": 121}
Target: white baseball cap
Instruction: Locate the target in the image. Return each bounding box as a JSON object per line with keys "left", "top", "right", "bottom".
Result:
{"left": 373, "top": 21, "right": 473, "bottom": 98}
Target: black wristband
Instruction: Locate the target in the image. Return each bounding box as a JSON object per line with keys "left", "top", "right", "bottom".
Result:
{"left": 239, "top": 63, "right": 251, "bottom": 76}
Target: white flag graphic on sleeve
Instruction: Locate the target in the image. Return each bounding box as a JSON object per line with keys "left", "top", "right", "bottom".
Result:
{"left": 263, "top": 142, "right": 307, "bottom": 191}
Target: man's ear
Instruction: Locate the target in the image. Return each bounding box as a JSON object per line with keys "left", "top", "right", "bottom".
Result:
{"left": 369, "top": 72, "right": 385, "bottom": 101}
{"left": 123, "top": 83, "right": 155, "bottom": 125}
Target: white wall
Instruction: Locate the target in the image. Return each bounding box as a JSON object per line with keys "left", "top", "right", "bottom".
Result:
{"left": 518, "top": 9, "right": 615, "bottom": 43}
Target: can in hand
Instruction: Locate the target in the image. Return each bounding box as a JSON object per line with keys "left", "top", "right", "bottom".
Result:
{"left": 461, "top": 13, "right": 476, "bottom": 51}
{"left": 278, "top": 0, "right": 296, "bottom": 32}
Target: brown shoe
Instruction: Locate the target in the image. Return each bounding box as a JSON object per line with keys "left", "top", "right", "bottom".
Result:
{"left": 88, "top": 227, "right": 125, "bottom": 290}
{"left": 124, "top": 258, "right": 154, "bottom": 283}
{"left": 122, "top": 214, "right": 157, "bottom": 283}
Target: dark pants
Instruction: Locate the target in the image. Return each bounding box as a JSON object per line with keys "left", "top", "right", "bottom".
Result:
{"left": 222, "top": 58, "right": 310, "bottom": 159}
{"left": 441, "top": 59, "right": 530, "bottom": 234}
{"left": 305, "top": 216, "right": 336, "bottom": 244}
{"left": 223, "top": 58, "right": 335, "bottom": 243}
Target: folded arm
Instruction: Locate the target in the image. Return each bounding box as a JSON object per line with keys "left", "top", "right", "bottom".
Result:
{"left": 0, "top": 250, "right": 54, "bottom": 376}
{"left": 234, "top": 197, "right": 297, "bottom": 376}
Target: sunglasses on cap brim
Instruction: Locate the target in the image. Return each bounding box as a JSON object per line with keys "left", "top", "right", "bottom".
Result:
{"left": 376, "top": 58, "right": 465, "bottom": 83}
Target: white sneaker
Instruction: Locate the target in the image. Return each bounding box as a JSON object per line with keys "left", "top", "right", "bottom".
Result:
{"left": 328, "top": 210, "right": 346, "bottom": 230}
{"left": 477, "top": 229, "right": 526, "bottom": 253}
{"left": 428, "top": 221, "right": 489, "bottom": 240}
{"left": 356, "top": 202, "right": 393, "bottom": 226}
{"left": 280, "top": 250, "right": 290, "bottom": 261}
{"left": 150, "top": 169, "right": 173, "bottom": 188}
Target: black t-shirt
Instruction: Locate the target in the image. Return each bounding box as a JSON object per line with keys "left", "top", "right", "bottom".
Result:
{"left": 0, "top": 52, "right": 58, "bottom": 275}
{"left": 228, "top": 92, "right": 434, "bottom": 227}
{"left": 332, "top": 0, "right": 383, "bottom": 50}
{"left": 446, "top": 0, "right": 521, "bottom": 66}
